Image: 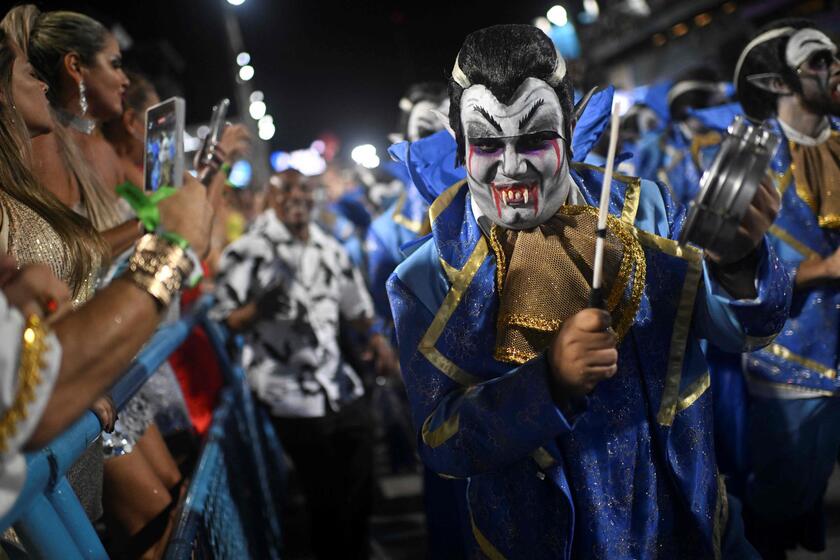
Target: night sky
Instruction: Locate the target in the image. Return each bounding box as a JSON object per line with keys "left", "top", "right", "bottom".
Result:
{"left": 27, "top": 0, "right": 562, "bottom": 157}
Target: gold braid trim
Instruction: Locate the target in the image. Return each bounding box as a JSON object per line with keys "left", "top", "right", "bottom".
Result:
{"left": 818, "top": 214, "right": 840, "bottom": 229}
{"left": 489, "top": 223, "right": 507, "bottom": 297}
{"left": 552, "top": 206, "right": 646, "bottom": 340}
{"left": 0, "top": 315, "right": 49, "bottom": 453}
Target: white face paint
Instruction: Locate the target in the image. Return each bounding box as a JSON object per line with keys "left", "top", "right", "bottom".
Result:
{"left": 460, "top": 77, "right": 571, "bottom": 229}
{"left": 787, "top": 29, "right": 840, "bottom": 113}
{"left": 786, "top": 28, "right": 837, "bottom": 69}
{"left": 407, "top": 98, "right": 450, "bottom": 142}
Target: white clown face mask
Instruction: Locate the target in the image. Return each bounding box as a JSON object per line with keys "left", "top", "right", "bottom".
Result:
{"left": 460, "top": 77, "right": 572, "bottom": 230}
{"left": 407, "top": 98, "right": 450, "bottom": 142}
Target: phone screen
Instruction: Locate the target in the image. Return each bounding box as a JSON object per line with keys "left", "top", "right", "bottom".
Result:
{"left": 144, "top": 97, "right": 184, "bottom": 192}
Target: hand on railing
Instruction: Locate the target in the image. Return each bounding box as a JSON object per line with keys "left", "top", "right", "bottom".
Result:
{"left": 90, "top": 396, "right": 117, "bottom": 433}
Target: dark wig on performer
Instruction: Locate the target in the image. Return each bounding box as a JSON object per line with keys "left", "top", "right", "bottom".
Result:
{"left": 735, "top": 18, "right": 815, "bottom": 121}
{"left": 668, "top": 66, "right": 725, "bottom": 122}
{"left": 448, "top": 24, "right": 575, "bottom": 165}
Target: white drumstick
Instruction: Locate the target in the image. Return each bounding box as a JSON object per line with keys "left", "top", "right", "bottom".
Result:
{"left": 591, "top": 100, "right": 622, "bottom": 306}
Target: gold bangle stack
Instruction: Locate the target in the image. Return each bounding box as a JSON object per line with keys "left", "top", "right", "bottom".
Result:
{"left": 126, "top": 234, "right": 194, "bottom": 308}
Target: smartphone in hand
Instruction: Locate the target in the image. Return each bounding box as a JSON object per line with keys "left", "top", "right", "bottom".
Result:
{"left": 195, "top": 98, "right": 230, "bottom": 184}
{"left": 144, "top": 97, "right": 185, "bottom": 192}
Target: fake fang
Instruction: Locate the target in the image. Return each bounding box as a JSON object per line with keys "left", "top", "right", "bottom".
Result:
{"left": 491, "top": 183, "right": 539, "bottom": 218}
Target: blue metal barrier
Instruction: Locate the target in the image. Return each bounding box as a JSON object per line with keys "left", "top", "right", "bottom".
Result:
{"left": 163, "top": 319, "right": 286, "bottom": 559}
{"left": 0, "top": 295, "right": 287, "bottom": 559}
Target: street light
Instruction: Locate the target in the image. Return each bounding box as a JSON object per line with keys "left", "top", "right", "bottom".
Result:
{"left": 258, "top": 122, "right": 276, "bottom": 140}
{"left": 350, "top": 144, "right": 380, "bottom": 169}
{"left": 236, "top": 51, "right": 250, "bottom": 66}
{"left": 249, "top": 100, "right": 267, "bottom": 119}
{"left": 547, "top": 5, "right": 568, "bottom": 27}
{"left": 238, "top": 64, "right": 254, "bottom": 81}
{"left": 258, "top": 115, "right": 275, "bottom": 140}
{"left": 226, "top": 0, "right": 245, "bottom": 5}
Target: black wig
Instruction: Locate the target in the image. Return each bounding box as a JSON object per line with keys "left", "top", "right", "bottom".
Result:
{"left": 448, "top": 24, "right": 575, "bottom": 165}
{"left": 668, "top": 66, "right": 725, "bottom": 122}
{"left": 736, "top": 18, "right": 816, "bottom": 121}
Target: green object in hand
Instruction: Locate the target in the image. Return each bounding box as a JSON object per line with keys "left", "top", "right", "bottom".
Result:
{"left": 115, "top": 181, "right": 178, "bottom": 232}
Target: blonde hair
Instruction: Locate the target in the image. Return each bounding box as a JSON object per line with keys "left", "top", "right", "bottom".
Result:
{"left": 0, "top": 26, "right": 107, "bottom": 290}
{"left": 2, "top": 4, "right": 124, "bottom": 231}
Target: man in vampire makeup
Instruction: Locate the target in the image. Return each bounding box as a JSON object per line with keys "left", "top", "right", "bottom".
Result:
{"left": 728, "top": 20, "right": 840, "bottom": 558}
{"left": 387, "top": 24, "right": 791, "bottom": 558}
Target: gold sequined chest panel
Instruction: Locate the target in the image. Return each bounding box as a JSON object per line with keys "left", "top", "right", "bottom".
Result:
{"left": 0, "top": 193, "right": 97, "bottom": 306}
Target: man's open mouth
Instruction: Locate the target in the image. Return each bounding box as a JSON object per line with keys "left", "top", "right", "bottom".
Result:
{"left": 491, "top": 182, "right": 539, "bottom": 217}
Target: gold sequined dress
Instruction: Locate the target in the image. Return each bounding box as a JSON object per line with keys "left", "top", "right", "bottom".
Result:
{"left": 0, "top": 191, "right": 103, "bottom": 521}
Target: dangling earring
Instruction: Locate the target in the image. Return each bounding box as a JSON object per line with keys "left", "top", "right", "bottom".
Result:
{"left": 78, "top": 79, "right": 88, "bottom": 117}
{"left": 57, "top": 79, "right": 94, "bottom": 135}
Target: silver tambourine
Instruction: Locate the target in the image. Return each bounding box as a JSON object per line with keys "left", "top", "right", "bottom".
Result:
{"left": 679, "top": 116, "right": 779, "bottom": 254}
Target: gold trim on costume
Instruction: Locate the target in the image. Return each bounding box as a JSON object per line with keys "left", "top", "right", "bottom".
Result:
{"left": 690, "top": 132, "right": 723, "bottom": 171}
{"left": 674, "top": 371, "right": 711, "bottom": 413}
{"left": 818, "top": 215, "right": 840, "bottom": 229}
{"left": 439, "top": 258, "right": 458, "bottom": 283}
{"left": 437, "top": 472, "right": 463, "bottom": 480}
{"left": 0, "top": 315, "right": 48, "bottom": 453}
{"left": 774, "top": 167, "right": 793, "bottom": 195}
{"left": 392, "top": 193, "right": 431, "bottom": 235}
{"left": 471, "top": 512, "right": 507, "bottom": 560}
{"left": 767, "top": 225, "right": 819, "bottom": 260}
{"left": 429, "top": 179, "right": 468, "bottom": 225}
{"left": 419, "top": 237, "right": 487, "bottom": 387}
{"left": 637, "top": 232, "right": 704, "bottom": 427}
{"left": 712, "top": 471, "right": 729, "bottom": 560}
{"left": 620, "top": 177, "right": 642, "bottom": 225}
{"left": 421, "top": 411, "right": 460, "bottom": 448}
{"left": 763, "top": 343, "right": 837, "bottom": 379}
{"left": 745, "top": 373, "right": 836, "bottom": 397}
{"left": 531, "top": 447, "right": 556, "bottom": 470}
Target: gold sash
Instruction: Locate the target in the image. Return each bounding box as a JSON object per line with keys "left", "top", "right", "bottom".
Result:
{"left": 490, "top": 205, "right": 645, "bottom": 364}
{"left": 790, "top": 132, "right": 840, "bottom": 228}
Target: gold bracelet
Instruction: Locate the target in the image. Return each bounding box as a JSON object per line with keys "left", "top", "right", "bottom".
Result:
{"left": 126, "top": 234, "right": 194, "bottom": 307}
{"left": 0, "top": 315, "right": 49, "bottom": 453}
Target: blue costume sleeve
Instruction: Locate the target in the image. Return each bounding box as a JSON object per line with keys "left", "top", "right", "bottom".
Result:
{"left": 387, "top": 254, "right": 574, "bottom": 478}
{"left": 366, "top": 224, "right": 400, "bottom": 323}
{"left": 695, "top": 239, "right": 791, "bottom": 352}
{"left": 636, "top": 178, "right": 790, "bottom": 352}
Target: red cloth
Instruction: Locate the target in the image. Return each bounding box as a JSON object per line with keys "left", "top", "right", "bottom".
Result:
{"left": 168, "top": 263, "right": 224, "bottom": 437}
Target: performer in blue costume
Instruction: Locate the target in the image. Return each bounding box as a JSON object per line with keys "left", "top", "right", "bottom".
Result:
{"left": 367, "top": 83, "right": 450, "bottom": 334}
{"left": 388, "top": 24, "right": 790, "bottom": 558}
{"left": 634, "top": 67, "right": 730, "bottom": 207}
{"left": 732, "top": 20, "right": 840, "bottom": 558}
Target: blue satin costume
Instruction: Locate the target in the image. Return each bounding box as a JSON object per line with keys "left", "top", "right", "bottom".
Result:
{"left": 386, "top": 107, "right": 791, "bottom": 557}
{"left": 730, "top": 117, "right": 840, "bottom": 548}
{"left": 366, "top": 178, "right": 431, "bottom": 333}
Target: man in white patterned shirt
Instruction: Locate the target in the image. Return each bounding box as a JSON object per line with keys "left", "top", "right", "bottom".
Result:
{"left": 211, "top": 169, "right": 397, "bottom": 560}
